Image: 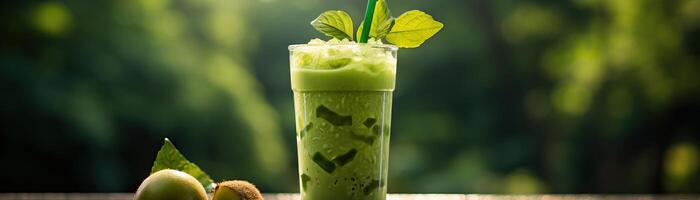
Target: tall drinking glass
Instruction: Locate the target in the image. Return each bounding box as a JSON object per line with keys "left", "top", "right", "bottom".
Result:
{"left": 289, "top": 43, "right": 397, "bottom": 200}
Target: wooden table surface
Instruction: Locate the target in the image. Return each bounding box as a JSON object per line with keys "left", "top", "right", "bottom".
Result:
{"left": 0, "top": 194, "right": 697, "bottom": 200}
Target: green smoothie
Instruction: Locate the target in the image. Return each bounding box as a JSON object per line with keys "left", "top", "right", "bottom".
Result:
{"left": 290, "top": 39, "right": 397, "bottom": 200}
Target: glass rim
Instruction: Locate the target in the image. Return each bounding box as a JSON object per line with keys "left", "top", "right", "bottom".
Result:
{"left": 288, "top": 43, "right": 398, "bottom": 51}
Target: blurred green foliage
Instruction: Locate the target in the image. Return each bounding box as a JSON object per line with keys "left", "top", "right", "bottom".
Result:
{"left": 1, "top": 0, "right": 699, "bottom": 194}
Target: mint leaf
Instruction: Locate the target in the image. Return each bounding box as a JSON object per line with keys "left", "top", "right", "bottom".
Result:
{"left": 311, "top": 10, "right": 354, "bottom": 40}
{"left": 356, "top": 0, "right": 394, "bottom": 40}
{"left": 386, "top": 10, "right": 444, "bottom": 48}
{"left": 151, "top": 138, "right": 216, "bottom": 192}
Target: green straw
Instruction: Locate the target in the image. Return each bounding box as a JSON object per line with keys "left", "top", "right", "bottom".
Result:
{"left": 359, "top": 0, "right": 377, "bottom": 43}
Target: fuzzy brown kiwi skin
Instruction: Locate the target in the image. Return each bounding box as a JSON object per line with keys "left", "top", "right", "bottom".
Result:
{"left": 214, "top": 180, "right": 264, "bottom": 200}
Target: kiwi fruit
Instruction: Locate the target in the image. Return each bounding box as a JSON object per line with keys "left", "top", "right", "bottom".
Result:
{"left": 212, "top": 180, "right": 264, "bottom": 200}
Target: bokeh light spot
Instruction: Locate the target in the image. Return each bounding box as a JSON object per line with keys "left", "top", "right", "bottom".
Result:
{"left": 136, "top": 0, "right": 170, "bottom": 12}
{"left": 502, "top": 4, "right": 562, "bottom": 43}
{"left": 665, "top": 143, "right": 699, "bottom": 179}
{"left": 504, "top": 170, "right": 545, "bottom": 194}
{"left": 207, "top": 11, "right": 245, "bottom": 48}
{"left": 551, "top": 83, "right": 592, "bottom": 115}
{"left": 32, "top": 2, "right": 73, "bottom": 36}
{"left": 664, "top": 142, "right": 699, "bottom": 192}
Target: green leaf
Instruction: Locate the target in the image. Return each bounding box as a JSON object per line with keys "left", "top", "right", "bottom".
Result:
{"left": 386, "top": 10, "right": 444, "bottom": 48}
{"left": 356, "top": 0, "right": 394, "bottom": 40}
{"left": 151, "top": 138, "right": 216, "bottom": 192}
{"left": 311, "top": 10, "right": 354, "bottom": 40}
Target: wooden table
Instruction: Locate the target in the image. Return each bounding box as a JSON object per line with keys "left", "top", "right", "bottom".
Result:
{"left": 0, "top": 194, "right": 697, "bottom": 200}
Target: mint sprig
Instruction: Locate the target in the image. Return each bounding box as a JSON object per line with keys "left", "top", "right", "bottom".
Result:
{"left": 310, "top": 0, "right": 443, "bottom": 48}
{"left": 311, "top": 10, "right": 354, "bottom": 40}
{"left": 150, "top": 138, "right": 216, "bottom": 192}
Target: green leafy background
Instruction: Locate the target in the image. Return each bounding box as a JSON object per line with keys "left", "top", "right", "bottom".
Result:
{"left": 1, "top": 0, "right": 700, "bottom": 194}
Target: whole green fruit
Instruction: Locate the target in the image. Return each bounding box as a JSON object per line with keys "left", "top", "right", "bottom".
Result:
{"left": 133, "top": 169, "right": 208, "bottom": 200}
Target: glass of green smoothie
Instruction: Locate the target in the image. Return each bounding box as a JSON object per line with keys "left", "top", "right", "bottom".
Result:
{"left": 289, "top": 0, "right": 442, "bottom": 199}
{"left": 290, "top": 39, "right": 397, "bottom": 200}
